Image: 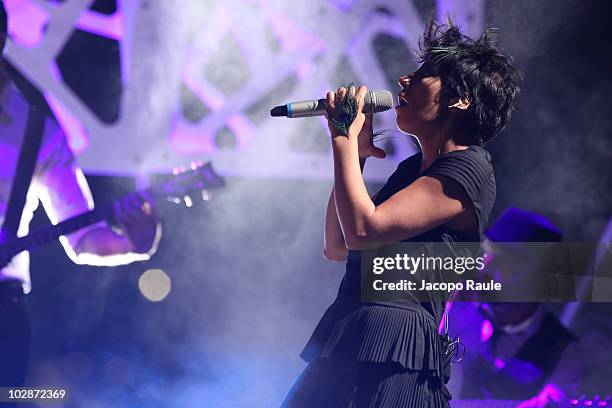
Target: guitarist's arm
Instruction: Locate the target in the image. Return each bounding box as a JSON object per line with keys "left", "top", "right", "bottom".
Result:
{"left": 35, "top": 127, "right": 161, "bottom": 266}
{"left": 71, "top": 192, "right": 161, "bottom": 263}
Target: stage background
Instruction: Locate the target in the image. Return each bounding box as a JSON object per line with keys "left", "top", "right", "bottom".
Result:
{"left": 3, "top": 0, "right": 610, "bottom": 406}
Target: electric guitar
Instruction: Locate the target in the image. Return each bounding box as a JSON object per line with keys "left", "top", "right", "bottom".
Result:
{"left": 0, "top": 162, "right": 224, "bottom": 266}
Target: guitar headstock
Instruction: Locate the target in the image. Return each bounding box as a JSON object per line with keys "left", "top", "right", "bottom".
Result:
{"left": 149, "top": 161, "right": 225, "bottom": 205}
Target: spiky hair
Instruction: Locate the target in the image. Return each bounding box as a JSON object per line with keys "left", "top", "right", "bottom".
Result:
{"left": 418, "top": 18, "right": 522, "bottom": 145}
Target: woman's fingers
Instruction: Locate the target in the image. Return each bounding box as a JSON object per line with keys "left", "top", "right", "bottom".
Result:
{"left": 326, "top": 91, "right": 336, "bottom": 111}
{"left": 347, "top": 84, "right": 355, "bottom": 98}
{"left": 326, "top": 84, "right": 370, "bottom": 137}
{"left": 327, "top": 85, "right": 366, "bottom": 111}
{"left": 356, "top": 85, "right": 368, "bottom": 113}
{"left": 328, "top": 87, "right": 347, "bottom": 112}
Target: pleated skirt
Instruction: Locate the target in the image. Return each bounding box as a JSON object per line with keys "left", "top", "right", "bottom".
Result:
{"left": 283, "top": 302, "right": 452, "bottom": 407}
{"left": 300, "top": 302, "right": 448, "bottom": 379}
{"left": 280, "top": 355, "right": 450, "bottom": 408}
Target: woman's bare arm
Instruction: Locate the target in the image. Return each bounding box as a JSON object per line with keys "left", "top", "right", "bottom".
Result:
{"left": 329, "top": 86, "right": 474, "bottom": 249}
{"left": 324, "top": 155, "right": 380, "bottom": 261}
{"left": 323, "top": 188, "right": 348, "bottom": 261}
{"left": 323, "top": 89, "right": 386, "bottom": 260}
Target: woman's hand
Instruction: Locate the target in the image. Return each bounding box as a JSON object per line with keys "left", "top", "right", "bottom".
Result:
{"left": 358, "top": 113, "right": 386, "bottom": 159}
{"left": 326, "top": 85, "right": 385, "bottom": 159}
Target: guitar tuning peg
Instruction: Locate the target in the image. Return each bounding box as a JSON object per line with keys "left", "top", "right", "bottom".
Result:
{"left": 201, "top": 190, "right": 210, "bottom": 201}
{"left": 166, "top": 197, "right": 182, "bottom": 205}
{"left": 190, "top": 161, "right": 198, "bottom": 170}
{"left": 183, "top": 195, "right": 193, "bottom": 208}
{"left": 172, "top": 167, "right": 180, "bottom": 175}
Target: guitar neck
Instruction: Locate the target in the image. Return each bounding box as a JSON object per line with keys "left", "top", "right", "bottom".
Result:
{"left": 3, "top": 204, "right": 114, "bottom": 258}
{"left": 1, "top": 183, "right": 168, "bottom": 260}
{"left": 0, "top": 161, "right": 224, "bottom": 263}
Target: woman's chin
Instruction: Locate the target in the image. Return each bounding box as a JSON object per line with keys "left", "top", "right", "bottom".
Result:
{"left": 395, "top": 118, "right": 414, "bottom": 135}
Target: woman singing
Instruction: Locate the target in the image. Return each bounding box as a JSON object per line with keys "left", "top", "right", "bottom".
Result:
{"left": 282, "top": 18, "right": 521, "bottom": 407}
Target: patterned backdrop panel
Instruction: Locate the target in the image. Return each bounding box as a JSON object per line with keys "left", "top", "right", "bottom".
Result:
{"left": 5, "top": 0, "right": 483, "bottom": 180}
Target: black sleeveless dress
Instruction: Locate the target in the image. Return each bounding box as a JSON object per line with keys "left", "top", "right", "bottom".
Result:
{"left": 282, "top": 146, "right": 496, "bottom": 408}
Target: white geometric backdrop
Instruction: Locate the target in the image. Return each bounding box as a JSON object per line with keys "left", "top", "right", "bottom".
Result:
{"left": 5, "top": 0, "right": 483, "bottom": 181}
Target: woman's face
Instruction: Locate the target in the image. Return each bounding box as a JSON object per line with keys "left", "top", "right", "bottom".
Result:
{"left": 395, "top": 63, "right": 444, "bottom": 136}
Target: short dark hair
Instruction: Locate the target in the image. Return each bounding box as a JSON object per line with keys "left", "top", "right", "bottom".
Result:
{"left": 418, "top": 18, "right": 522, "bottom": 145}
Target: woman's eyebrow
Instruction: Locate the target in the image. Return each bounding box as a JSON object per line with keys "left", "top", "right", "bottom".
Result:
{"left": 414, "top": 67, "right": 428, "bottom": 77}
{"left": 417, "top": 63, "right": 434, "bottom": 75}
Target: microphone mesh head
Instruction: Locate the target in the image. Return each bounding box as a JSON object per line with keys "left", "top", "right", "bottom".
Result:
{"left": 364, "top": 90, "right": 394, "bottom": 113}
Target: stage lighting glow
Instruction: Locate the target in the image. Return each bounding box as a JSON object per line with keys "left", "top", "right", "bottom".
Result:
{"left": 138, "top": 268, "right": 172, "bottom": 302}
{"left": 480, "top": 319, "right": 494, "bottom": 343}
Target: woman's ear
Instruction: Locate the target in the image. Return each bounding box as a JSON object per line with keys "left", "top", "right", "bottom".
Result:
{"left": 448, "top": 97, "right": 471, "bottom": 111}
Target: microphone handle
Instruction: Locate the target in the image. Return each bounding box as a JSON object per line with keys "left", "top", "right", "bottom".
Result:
{"left": 285, "top": 92, "right": 380, "bottom": 118}
{"left": 287, "top": 99, "right": 328, "bottom": 118}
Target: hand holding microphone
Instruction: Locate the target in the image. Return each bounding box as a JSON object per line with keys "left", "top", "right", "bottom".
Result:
{"left": 326, "top": 85, "right": 387, "bottom": 158}
{"left": 271, "top": 84, "right": 391, "bottom": 158}
{"left": 357, "top": 112, "right": 386, "bottom": 159}
{"left": 270, "top": 87, "right": 393, "bottom": 118}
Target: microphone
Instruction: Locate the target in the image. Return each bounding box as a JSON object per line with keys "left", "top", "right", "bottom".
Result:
{"left": 270, "top": 90, "right": 393, "bottom": 118}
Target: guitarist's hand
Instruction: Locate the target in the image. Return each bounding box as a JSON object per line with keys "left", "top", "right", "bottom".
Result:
{"left": 115, "top": 193, "right": 160, "bottom": 254}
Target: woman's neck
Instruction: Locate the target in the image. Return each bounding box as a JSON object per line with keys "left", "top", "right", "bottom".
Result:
{"left": 418, "top": 132, "right": 469, "bottom": 173}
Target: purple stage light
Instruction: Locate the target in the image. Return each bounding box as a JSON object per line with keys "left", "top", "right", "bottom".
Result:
{"left": 4, "top": 0, "right": 48, "bottom": 47}
{"left": 493, "top": 358, "right": 505, "bottom": 369}
{"left": 480, "top": 319, "right": 494, "bottom": 343}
